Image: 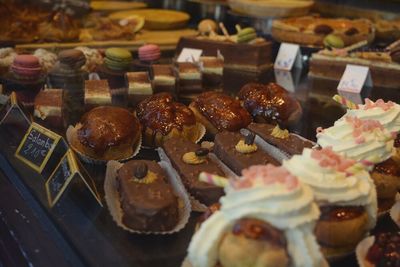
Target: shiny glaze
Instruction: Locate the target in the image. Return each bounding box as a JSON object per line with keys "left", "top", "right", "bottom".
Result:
{"left": 193, "top": 91, "right": 252, "bottom": 131}
{"left": 232, "top": 218, "right": 286, "bottom": 246}
{"left": 319, "top": 206, "right": 365, "bottom": 221}
{"left": 136, "top": 93, "right": 196, "bottom": 137}
{"left": 238, "top": 82, "right": 299, "bottom": 123}
{"left": 374, "top": 158, "right": 400, "bottom": 176}
{"left": 77, "top": 106, "right": 140, "bottom": 155}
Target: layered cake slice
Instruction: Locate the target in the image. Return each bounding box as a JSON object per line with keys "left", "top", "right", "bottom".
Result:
{"left": 214, "top": 131, "right": 280, "bottom": 175}
{"left": 84, "top": 79, "right": 112, "bottom": 110}
{"left": 33, "top": 89, "right": 64, "bottom": 129}
{"left": 151, "top": 64, "right": 176, "bottom": 94}
{"left": 199, "top": 56, "right": 223, "bottom": 87}
{"left": 162, "top": 137, "right": 226, "bottom": 206}
{"left": 247, "top": 123, "right": 315, "bottom": 156}
{"left": 125, "top": 71, "right": 153, "bottom": 107}
{"left": 175, "top": 62, "right": 202, "bottom": 93}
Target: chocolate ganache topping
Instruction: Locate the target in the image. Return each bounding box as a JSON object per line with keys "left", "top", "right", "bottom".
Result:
{"left": 193, "top": 92, "right": 252, "bottom": 131}
{"left": 238, "top": 82, "right": 299, "bottom": 123}
{"left": 319, "top": 206, "right": 365, "bottom": 221}
{"left": 136, "top": 93, "right": 196, "bottom": 135}
{"left": 77, "top": 106, "right": 140, "bottom": 155}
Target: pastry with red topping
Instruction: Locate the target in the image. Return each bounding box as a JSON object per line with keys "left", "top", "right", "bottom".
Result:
{"left": 361, "top": 232, "right": 400, "bottom": 267}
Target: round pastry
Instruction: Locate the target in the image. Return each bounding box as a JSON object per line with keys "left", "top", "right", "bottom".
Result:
{"left": 362, "top": 232, "right": 400, "bottom": 267}
{"left": 0, "top": 47, "right": 16, "bottom": 75}
{"left": 198, "top": 19, "right": 218, "bottom": 35}
{"left": 117, "top": 160, "right": 179, "bottom": 231}
{"left": 71, "top": 106, "right": 141, "bottom": 161}
{"left": 33, "top": 49, "right": 58, "bottom": 74}
{"left": 189, "top": 92, "right": 252, "bottom": 136}
{"left": 238, "top": 82, "right": 302, "bottom": 127}
{"left": 138, "top": 44, "right": 161, "bottom": 63}
{"left": 11, "top": 55, "right": 42, "bottom": 80}
{"left": 136, "top": 93, "right": 203, "bottom": 147}
{"left": 74, "top": 46, "right": 104, "bottom": 72}
{"left": 104, "top": 47, "right": 132, "bottom": 71}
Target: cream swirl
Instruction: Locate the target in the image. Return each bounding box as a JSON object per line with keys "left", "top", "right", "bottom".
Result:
{"left": 283, "top": 148, "right": 377, "bottom": 229}
{"left": 188, "top": 165, "right": 325, "bottom": 267}
{"left": 317, "top": 116, "right": 394, "bottom": 167}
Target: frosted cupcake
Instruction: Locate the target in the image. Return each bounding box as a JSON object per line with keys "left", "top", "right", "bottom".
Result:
{"left": 283, "top": 147, "right": 377, "bottom": 258}
{"left": 187, "top": 164, "right": 326, "bottom": 267}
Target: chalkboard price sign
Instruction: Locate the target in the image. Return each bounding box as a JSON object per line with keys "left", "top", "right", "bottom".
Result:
{"left": 45, "top": 150, "right": 77, "bottom": 207}
{"left": 15, "top": 122, "right": 61, "bottom": 172}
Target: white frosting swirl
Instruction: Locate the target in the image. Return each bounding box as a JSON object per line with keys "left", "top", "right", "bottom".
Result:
{"left": 317, "top": 116, "right": 394, "bottom": 166}
{"left": 283, "top": 148, "right": 377, "bottom": 229}
{"left": 188, "top": 165, "right": 325, "bottom": 267}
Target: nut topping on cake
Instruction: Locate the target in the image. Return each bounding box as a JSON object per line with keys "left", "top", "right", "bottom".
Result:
{"left": 131, "top": 162, "right": 157, "bottom": 184}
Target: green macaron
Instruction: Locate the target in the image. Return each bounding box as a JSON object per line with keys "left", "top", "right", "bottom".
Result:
{"left": 105, "top": 47, "right": 132, "bottom": 71}
{"left": 237, "top": 27, "right": 257, "bottom": 44}
{"left": 323, "top": 34, "right": 344, "bottom": 49}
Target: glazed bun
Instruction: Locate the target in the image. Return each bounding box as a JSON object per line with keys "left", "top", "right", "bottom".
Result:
{"left": 136, "top": 93, "right": 203, "bottom": 147}
{"left": 72, "top": 106, "right": 141, "bottom": 160}
{"left": 189, "top": 91, "right": 252, "bottom": 136}
{"left": 238, "top": 82, "right": 302, "bottom": 127}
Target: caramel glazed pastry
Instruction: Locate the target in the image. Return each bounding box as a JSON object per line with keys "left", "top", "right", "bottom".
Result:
{"left": 188, "top": 164, "right": 326, "bottom": 267}
{"left": 189, "top": 92, "right": 252, "bottom": 136}
{"left": 117, "top": 160, "right": 179, "bottom": 231}
{"left": 72, "top": 106, "right": 141, "bottom": 160}
{"left": 162, "top": 137, "right": 226, "bottom": 206}
{"left": 136, "top": 93, "right": 203, "bottom": 147}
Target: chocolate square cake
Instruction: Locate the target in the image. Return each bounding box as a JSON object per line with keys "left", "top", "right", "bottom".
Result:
{"left": 125, "top": 71, "right": 153, "bottom": 107}
{"left": 33, "top": 89, "right": 63, "bottom": 129}
{"left": 84, "top": 79, "right": 112, "bottom": 110}
{"left": 175, "top": 62, "right": 202, "bottom": 93}
{"left": 200, "top": 56, "right": 223, "bottom": 87}
{"left": 151, "top": 64, "right": 176, "bottom": 94}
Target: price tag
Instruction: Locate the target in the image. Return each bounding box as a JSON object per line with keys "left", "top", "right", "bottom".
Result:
{"left": 15, "top": 122, "right": 61, "bottom": 173}
{"left": 177, "top": 48, "right": 203, "bottom": 63}
{"left": 45, "top": 149, "right": 102, "bottom": 208}
{"left": 274, "top": 69, "right": 301, "bottom": 93}
{"left": 0, "top": 92, "right": 30, "bottom": 126}
{"left": 274, "top": 43, "right": 302, "bottom": 71}
{"left": 337, "top": 64, "right": 373, "bottom": 93}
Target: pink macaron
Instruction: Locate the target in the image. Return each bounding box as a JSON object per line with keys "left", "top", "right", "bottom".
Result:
{"left": 11, "top": 54, "right": 42, "bottom": 80}
{"left": 138, "top": 44, "right": 161, "bottom": 62}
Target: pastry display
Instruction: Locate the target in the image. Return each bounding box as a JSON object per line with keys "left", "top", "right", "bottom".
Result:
{"left": 70, "top": 106, "right": 141, "bottom": 161}
{"left": 175, "top": 62, "right": 202, "bottom": 94}
{"left": 309, "top": 42, "right": 400, "bottom": 88}
{"left": 238, "top": 82, "right": 302, "bottom": 126}
{"left": 358, "top": 232, "right": 400, "bottom": 267}
{"left": 189, "top": 92, "right": 252, "bottom": 135}
{"left": 84, "top": 80, "right": 112, "bottom": 110}
{"left": 37, "top": 11, "right": 80, "bottom": 42}
{"left": 117, "top": 160, "right": 179, "bottom": 231}
{"left": 125, "top": 71, "right": 153, "bottom": 107}
{"left": 213, "top": 131, "right": 280, "bottom": 175}
{"left": 272, "top": 16, "right": 375, "bottom": 47}
{"left": 187, "top": 164, "right": 326, "bottom": 267}
{"left": 151, "top": 64, "right": 176, "bottom": 94}
{"left": 33, "top": 49, "right": 58, "bottom": 74}
{"left": 199, "top": 56, "right": 223, "bottom": 87}
{"left": 283, "top": 147, "right": 377, "bottom": 258}
{"left": 162, "top": 137, "right": 226, "bottom": 206}
{"left": 136, "top": 93, "right": 204, "bottom": 147}
{"left": 247, "top": 123, "right": 315, "bottom": 156}
{"left": 74, "top": 47, "right": 104, "bottom": 73}
{"left": 33, "top": 89, "right": 64, "bottom": 129}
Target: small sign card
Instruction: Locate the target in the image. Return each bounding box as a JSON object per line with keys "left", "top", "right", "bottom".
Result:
{"left": 15, "top": 122, "right": 62, "bottom": 173}
{"left": 45, "top": 149, "right": 102, "bottom": 208}
{"left": 274, "top": 68, "right": 301, "bottom": 93}
{"left": 0, "top": 92, "right": 30, "bottom": 126}
{"left": 177, "top": 48, "right": 203, "bottom": 63}
{"left": 274, "top": 43, "right": 302, "bottom": 71}
{"left": 337, "top": 64, "right": 373, "bottom": 93}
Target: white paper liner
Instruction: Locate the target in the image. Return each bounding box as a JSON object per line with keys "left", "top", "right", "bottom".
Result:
{"left": 389, "top": 193, "right": 400, "bottom": 227}
{"left": 157, "top": 147, "right": 237, "bottom": 212}
{"left": 104, "top": 160, "right": 191, "bottom": 235}
{"left": 66, "top": 124, "right": 142, "bottom": 165}
{"left": 356, "top": 236, "right": 375, "bottom": 267}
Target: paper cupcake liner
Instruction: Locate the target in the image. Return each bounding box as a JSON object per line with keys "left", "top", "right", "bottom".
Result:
{"left": 104, "top": 160, "right": 191, "bottom": 235}
{"left": 157, "top": 148, "right": 236, "bottom": 212}
{"left": 389, "top": 194, "right": 400, "bottom": 228}
{"left": 356, "top": 236, "right": 375, "bottom": 267}
{"left": 66, "top": 124, "right": 142, "bottom": 165}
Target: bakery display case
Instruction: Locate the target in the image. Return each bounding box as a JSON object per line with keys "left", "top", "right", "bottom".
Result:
{"left": 1, "top": 1, "right": 400, "bottom": 267}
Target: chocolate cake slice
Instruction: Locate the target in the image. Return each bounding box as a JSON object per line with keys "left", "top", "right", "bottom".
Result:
{"left": 214, "top": 131, "right": 280, "bottom": 175}
{"left": 33, "top": 89, "right": 64, "bottom": 129}
{"left": 84, "top": 79, "right": 111, "bottom": 110}
{"left": 175, "top": 62, "right": 202, "bottom": 93}
{"left": 247, "top": 123, "right": 315, "bottom": 156}
{"left": 117, "top": 160, "right": 179, "bottom": 231}
{"left": 151, "top": 64, "right": 176, "bottom": 94}
{"left": 125, "top": 71, "right": 153, "bottom": 107}
{"left": 162, "top": 137, "right": 225, "bottom": 206}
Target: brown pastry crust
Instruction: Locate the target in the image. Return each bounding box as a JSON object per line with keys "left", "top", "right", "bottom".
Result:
{"left": 238, "top": 83, "right": 302, "bottom": 126}
{"left": 74, "top": 106, "right": 141, "bottom": 160}
{"left": 371, "top": 158, "right": 400, "bottom": 200}
{"left": 117, "top": 160, "right": 179, "bottom": 231}
{"left": 189, "top": 92, "right": 252, "bottom": 136}
{"left": 213, "top": 131, "right": 280, "bottom": 175}
{"left": 136, "top": 93, "right": 202, "bottom": 147}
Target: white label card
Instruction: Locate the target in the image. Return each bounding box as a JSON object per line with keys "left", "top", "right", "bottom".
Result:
{"left": 274, "top": 43, "right": 302, "bottom": 71}
{"left": 177, "top": 48, "right": 203, "bottom": 63}
{"left": 337, "top": 64, "right": 373, "bottom": 93}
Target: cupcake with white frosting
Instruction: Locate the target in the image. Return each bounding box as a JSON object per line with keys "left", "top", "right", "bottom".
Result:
{"left": 283, "top": 147, "right": 377, "bottom": 259}
{"left": 187, "top": 164, "right": 327, "bottom": 267}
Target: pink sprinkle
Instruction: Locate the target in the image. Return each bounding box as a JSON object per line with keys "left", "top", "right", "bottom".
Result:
{"left": 345, "top": 116, "right": 384, "bottom": 138}
{"left": 316, "top": 127, "right": 324, "bottom": 134}
{"left": 355, "top": 136, "right": 366, "bottom": 144}
{"left": 311, "top": 147, "right": 356, "bottom": 173}
{"left": 364, "top": 98, "right": 395, "bottom": 111}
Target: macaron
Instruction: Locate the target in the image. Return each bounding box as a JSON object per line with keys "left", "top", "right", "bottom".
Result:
{"left": 104, "top": 47, "right": 132, "bottom": 71}
{"left": 138, "top": 44, "right": 161, "bottom": 62}
{"left": 237, "top": 27, "right": 257, "bottom": 44}
{"left": 58, "top": 49, "right": 86, "bottom": 69}
{"left": 11, "top": 54, "right": 42, "bottom": 80}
